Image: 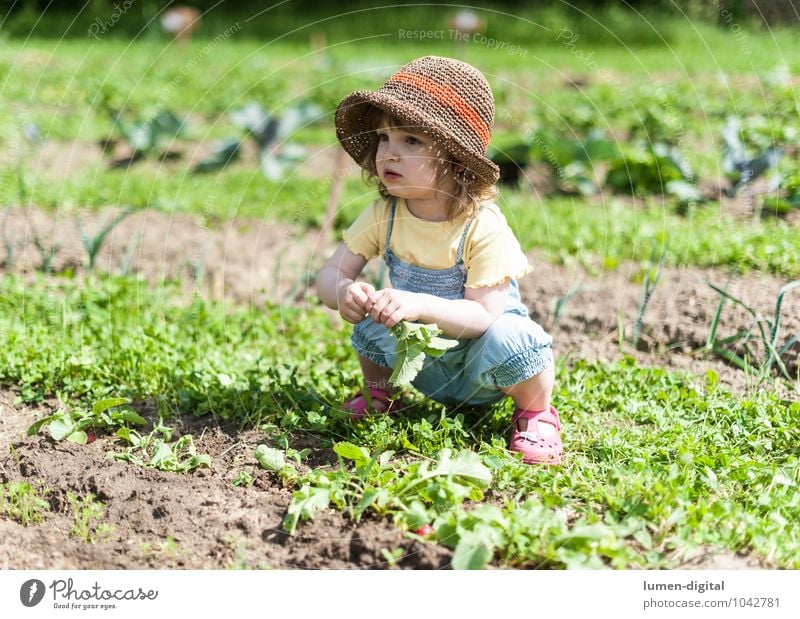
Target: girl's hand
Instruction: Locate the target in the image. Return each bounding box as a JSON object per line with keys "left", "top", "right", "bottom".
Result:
{"left": 338, "top": 282, "right": 376, "bottom": 324}
{"left": 366, "top": 288, "right": 425, "bottom": 328}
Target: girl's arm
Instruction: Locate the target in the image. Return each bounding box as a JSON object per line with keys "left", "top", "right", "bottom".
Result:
{"left": 316, "top": 243, "right": 372, "bottom": 324}
{"left": 422, "top": 282, "right": 509, "bottom": 338}
{"left": 366, "top": 282, "right": 509, "bottom": 339}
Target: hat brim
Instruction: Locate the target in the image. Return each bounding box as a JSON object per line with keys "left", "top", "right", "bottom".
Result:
{"left": 335, "top": 90, "right": 500, "bottom": 185}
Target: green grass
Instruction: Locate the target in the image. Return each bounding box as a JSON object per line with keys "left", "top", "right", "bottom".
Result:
{"left": 1, "top": 160, "right": 348, "bottom": 223}
{"left": 1, "top": 273, "right": 798, "bottom": 567}
{"left": 0, "top": 274, "right": 355, "bottom": 418}
{"left": 4, "top": 151, "right": 799, "bottom": 278}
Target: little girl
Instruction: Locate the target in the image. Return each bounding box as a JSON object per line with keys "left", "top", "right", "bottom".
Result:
{"left": 316, "top": 56, "right": 562, "bottom": 465}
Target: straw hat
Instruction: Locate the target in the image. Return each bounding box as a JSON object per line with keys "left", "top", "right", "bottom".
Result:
{"left": 335, "top": 56, "right": 499, "bottom": 184}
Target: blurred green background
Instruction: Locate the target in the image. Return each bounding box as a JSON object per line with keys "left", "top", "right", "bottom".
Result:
{"left": 2, "top": 1, "right": 798, "bottom": 275}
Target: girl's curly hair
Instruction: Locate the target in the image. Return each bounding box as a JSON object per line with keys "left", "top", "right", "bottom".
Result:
{"left": 357, "top": 106, "right": 497, "bottom": 221}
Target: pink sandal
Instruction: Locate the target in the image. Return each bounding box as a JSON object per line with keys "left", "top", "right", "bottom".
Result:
{"left": 509, "top": 406, "right": 563, "bottom": 465}
{"left": 343, "top": 387, "right": 400, "bottom": 420}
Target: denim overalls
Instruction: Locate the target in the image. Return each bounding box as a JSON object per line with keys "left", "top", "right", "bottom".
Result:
{"left": 352, "top": 198, "right": 553, "bottom": 406}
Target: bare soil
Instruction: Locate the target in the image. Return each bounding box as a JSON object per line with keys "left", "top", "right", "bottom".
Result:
{"left": 0, "top": 205, "right": 336, "bottom": 306}
{"left": 0, "top": 402, "right": 450, "bottom": 570}
{"left": 1, "top": 205, "right": 797, "bottom": 569}
{"left": 521, "top": 257, "right": 800, "bottom": 398}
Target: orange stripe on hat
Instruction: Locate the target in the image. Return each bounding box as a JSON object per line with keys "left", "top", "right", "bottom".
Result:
{"left": 389, "top": 71, "right": 490, "bottom": 149}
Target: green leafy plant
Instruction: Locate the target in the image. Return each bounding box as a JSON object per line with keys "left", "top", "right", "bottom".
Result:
{"left": 283, "top": 445, "right": 491, "bottom": 535}
{"left": 111, "top": 420, "right": 211, "bottom": 473}
{"left": 629, "top": 102, "right": 684, "bottom": 144}
{"left": 67, "top": 492, "right": 113, "bottom": 543}
{"left": 27, "top": 397, "right": 144, "bottom": 444}
{"left": 762, "top": 170, "right": 800, "bottom": 216}
{"left": 254, "top": 445, "right": 300, "bottom": 487}
{"left": 605, "top": 142, "right": 695, "bottom": 196}
{"left": 721, "top": 116, "right": 783, "bottom": 197}
{"left": 194, "top": 102, "right": 323, "bottom": 180}
{"left": 389, "top": 321, "right": 458, "bottom": 385}
{"left": 489, "top": 128, "right": 619, "bottom": 193}
{"left": 108, "top": 109, "right": 186, "bottom": 163}
{"left": 232, "top": 469, "right": 255, "bottom": 487}
{"left": 0, "top": 482, "right": 50, "bottom": 526}
{"left": 434, "top": 502, "right": 642, "bottom": 569}
{"left": 380, "top": 547, "right": 406, "bottom": 567}
{"left": 4, "top": 270, "right": 800, "bottom": 567}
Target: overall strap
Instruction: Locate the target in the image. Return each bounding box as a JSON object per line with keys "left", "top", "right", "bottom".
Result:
{"left": 384, "top": 198, "right": 397, "bottom": 255}
{"left": 455, "top": 206, "right": 483, "bottom": 265}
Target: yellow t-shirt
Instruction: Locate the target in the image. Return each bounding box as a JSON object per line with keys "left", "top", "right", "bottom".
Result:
{"left": 342, "top": 199, "right": 533, "bottom": 289}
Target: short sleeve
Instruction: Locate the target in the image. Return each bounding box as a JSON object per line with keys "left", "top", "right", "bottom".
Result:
{"left": 464, "top": 206, "right": 533, "bottom": 288}
{"left": 341, "top": 200, "right": 388, "bottom": 261}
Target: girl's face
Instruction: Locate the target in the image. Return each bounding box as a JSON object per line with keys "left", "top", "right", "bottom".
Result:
{"left": 374, "top": 123, "right": 454, "bottom": 207}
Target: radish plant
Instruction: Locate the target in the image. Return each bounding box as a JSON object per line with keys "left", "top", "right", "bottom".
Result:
{"left": 389, "top": 321, "right": 458, "bottom": 385}
{"left": 27, "top": 397, "right": 145, "bottom": 445}
{"left": 112, "top": 420, "right": 211, "bottom": 473}
{"left": 282, "top": 445, "right": 490, "bottom": 535}
{"left": 254, "top": 445, "right": 301, "bottom": 487}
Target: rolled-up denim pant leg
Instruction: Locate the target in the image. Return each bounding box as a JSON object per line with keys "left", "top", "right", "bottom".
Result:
{"left": 461, "top": 313, "right": 554, "bottom": 394}
{"left": 351, "top": 317, "right": 397, "bottom": 368}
